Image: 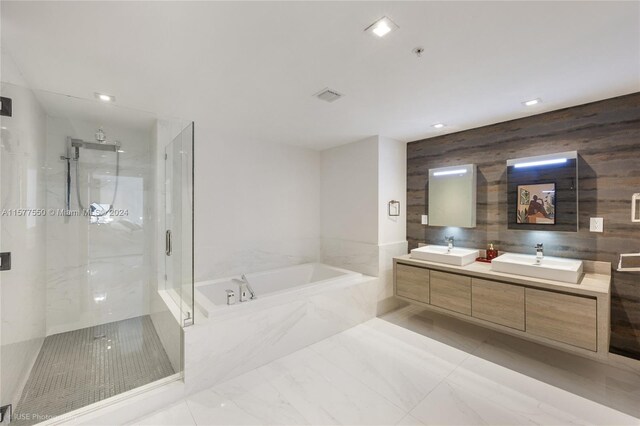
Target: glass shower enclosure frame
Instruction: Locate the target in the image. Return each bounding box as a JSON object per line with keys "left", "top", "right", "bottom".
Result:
{"left": 164, "top": 122, "right": 195, "bottom": 328}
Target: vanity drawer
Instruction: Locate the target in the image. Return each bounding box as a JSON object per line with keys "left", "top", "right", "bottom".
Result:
{"left": 525, "top": 288, "right": 597, "bottom": 351}
{"left": 395, "top": 264, "right": 430, "bottom": 304}
{"left": 472, "top": 278, "right": 525, "bottom": 330}
{"left": 429, "top": 270, "right": 471, "bottom": 315}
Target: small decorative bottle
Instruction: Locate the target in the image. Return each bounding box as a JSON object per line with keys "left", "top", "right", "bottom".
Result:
{"left": 486, "top": 243, "right": 498, "bottom": 260}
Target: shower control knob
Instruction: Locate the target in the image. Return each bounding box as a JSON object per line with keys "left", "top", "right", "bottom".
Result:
{"left": 0, "top": 252, "right": 11, "bottom": 271}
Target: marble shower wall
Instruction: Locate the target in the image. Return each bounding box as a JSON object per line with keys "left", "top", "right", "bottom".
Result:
{"left": 407, "top": 93, "right": 640, "bottom": 359}
{"left": 45, "top": 117, "right": 155, "bottom": 335}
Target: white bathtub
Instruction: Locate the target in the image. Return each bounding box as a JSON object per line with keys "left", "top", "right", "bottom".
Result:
{"left": 195, "top": 263, "right": 362, "bottom": 317}
{"left": 185, "top": 263, "right": 376, "bottom": 393}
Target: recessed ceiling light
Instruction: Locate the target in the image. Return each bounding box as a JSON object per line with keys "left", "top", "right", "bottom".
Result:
{"left": 523, "top": 98, "right": 541, "bottom": 107}
{"left": 95, "top": 92, "right": 115, "bottom": 102}
{"left": 432, "top": 123, "right": 445, "bottom": 129}
{"left": 365, "top": 16, "right": 399, "bottom": 38}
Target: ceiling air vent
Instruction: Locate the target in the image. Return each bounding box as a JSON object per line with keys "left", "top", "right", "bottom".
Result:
{"left": 314, "top": 88, "right": 343, "bottom": 103}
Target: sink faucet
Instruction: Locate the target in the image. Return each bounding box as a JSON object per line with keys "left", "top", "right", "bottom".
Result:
{"left": 444, "top": 236, "right": 455, "bottom": 253}
{"left": 233, "top": 274, "right": 256, "bottom": 302}
{"left": 535, "top": 243, "right": 544, "bottom": 264}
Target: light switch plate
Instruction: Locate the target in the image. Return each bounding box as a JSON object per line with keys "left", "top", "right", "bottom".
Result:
{"left": 421, "top": 215, "right": 428, "bottom": 225}
{"left": 590, "top": 217, "right": 604, "bottom": 233}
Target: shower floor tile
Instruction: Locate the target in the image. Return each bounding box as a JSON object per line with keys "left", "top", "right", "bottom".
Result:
{"left": 12, "top": 315, "right": 175, "bottom": 425}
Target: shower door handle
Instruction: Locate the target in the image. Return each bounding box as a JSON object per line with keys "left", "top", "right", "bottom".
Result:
{"left": 165, "top": 230, "right": 172, "bottom": 256}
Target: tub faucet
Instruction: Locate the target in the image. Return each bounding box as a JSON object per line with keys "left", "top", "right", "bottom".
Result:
{"left": 535, "top": 243, "right": 544, "bottom": 264}
{"left": 225, "top": 289, "right": 236, "bottom": 305}
{"left": 234, "top": 275, "right": 256, "bottom": 302}
{"left": 444, "top": 236, "right": 455, "bottom": 253}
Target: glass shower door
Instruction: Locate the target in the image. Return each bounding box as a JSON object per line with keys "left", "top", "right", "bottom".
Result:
{"left": 164, "top": 123, "right": 194, "bottom": 326}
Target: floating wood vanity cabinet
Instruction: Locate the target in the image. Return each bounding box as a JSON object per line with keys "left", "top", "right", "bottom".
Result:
{"left": 525, "top": 288, "right": 597, "bottom": 351}
{"left": 393, "top": 256, "right": 611, "bottom": 360}
{"left": 395, "top": 263, "right": 430, "bottom": 303}
{"left": 471, "top": 278, "right": 525, "bottom": 331}
{"left": 430, "top": 271, "right": 471, "bottom": 315}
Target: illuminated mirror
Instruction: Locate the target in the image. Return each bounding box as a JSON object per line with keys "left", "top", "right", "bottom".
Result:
{"left": 507, "top": 151, "right": 578, "bottom": 232}
{"left": 428, "top": 164, "right": 477, "bottom": 228}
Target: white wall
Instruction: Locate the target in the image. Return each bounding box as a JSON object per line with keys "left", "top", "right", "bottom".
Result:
{"left": 0, "top": 81, "right": 48, "bottom": 407}
{"left": 321, "top": 136, "right": 379, "bottom": 244}
{"left": 194, "top": 128, "right": 321, "bottom": 282}
{"left": 378, "top": 136, "right": 407, "bottom": 245}
{"left": 377, "top": 136, "right": 408, "bottom": 313}
{"left": 319, "top": 135, "right": 407, "bottom": 312}
{"left": 191, "top": 132, "right": 405, "bottom": 315}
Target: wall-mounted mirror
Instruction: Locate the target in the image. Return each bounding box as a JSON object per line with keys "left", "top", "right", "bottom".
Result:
{"left": 507, "top": 151, "right": 578, "bottom": 232}
{"left": 428, "top": 164, "right": 476, "bottom": 228}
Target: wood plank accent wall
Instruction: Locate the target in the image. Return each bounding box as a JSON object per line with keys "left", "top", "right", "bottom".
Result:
{"left": 406, "top": 93, "right": 640, "bottom": 359}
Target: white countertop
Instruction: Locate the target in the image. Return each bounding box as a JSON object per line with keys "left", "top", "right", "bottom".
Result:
{"left": 394, "top": 255, "right": 611, "bottom": 297}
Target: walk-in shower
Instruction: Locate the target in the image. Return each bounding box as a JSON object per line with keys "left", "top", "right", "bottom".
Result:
{"left": 0, "top": 82, "right": 194, "bottom": 425}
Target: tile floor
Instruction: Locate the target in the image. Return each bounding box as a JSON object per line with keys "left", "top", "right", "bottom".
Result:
{"left": 132, "top": 306, "right": 640, "bottom": 425}
{"left": 14, "top": 316, "right": 174, "bottom": 426}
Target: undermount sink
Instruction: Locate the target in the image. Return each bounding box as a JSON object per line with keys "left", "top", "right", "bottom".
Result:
{"left": 491, "top": 253, "right": 584, "bottom": 284}
{"left": 410, "top": 245, "right": 479, "bottom": 266}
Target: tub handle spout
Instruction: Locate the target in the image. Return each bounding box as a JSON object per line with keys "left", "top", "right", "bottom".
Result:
{"left": 233, "top": 276, "right": 256, "bottom": 302}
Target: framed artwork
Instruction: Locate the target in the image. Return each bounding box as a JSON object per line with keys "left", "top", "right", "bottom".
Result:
{"left": 516, "top": 183, "right": 555, "bottom": 225}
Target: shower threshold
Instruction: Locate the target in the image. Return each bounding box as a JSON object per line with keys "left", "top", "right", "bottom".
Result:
{"left": 12, "top": 316, "right": 175, "bottom": 425}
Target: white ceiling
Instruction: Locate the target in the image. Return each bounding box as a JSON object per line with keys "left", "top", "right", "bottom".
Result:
{"left": 2, "top": 1, "right": 639, "bottom": 150}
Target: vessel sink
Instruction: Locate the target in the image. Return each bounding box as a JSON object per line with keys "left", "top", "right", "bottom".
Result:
{"left": 491, "top": 253, "right": 584, "bottom": 284}
{"left": 410, "top": 245, "right": 479, "bottom": 266}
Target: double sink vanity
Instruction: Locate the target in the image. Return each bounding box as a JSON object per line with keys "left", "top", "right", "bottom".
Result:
{"left": 394, "top": 245, "right": 611, "bottom": 359}
{"left": 403, "top": 151, "right": 613, "bottom": 360}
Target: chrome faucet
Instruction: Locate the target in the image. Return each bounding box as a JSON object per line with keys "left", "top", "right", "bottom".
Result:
{"left": 233, "top": 274, "right": 256, "bottom": 302}
{"left": 444, "top": 236, "right": 455, "bottom": 253}
{"left": 535, "top": 243, "right": 544, "bottom": 264}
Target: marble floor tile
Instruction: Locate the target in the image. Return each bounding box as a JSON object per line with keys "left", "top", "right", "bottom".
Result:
{"left": 210, "top": 369, "right": 309, "bottom": 425}
{"left": 471, "top": 333, "right": 640, "bottom": 419}
{"left": 132, "top": 402, "right": 195, "bottom": 426}
{"left": 132, "top": 312, "right": 640, "bottom": 426}
{"left": 411, "top": 379, "right": 549, "bottom": 426}
{"left": 185, "top": 388, "right": 267, "bottom": 425}
{"left": 257, "top": 348, "right": 407, "bottom": 425}
{"left": 309, "top": 319, "right": 468, "bottom": 411}
{"left": 394, "top": 414, "right": 426, "bottom": 425}
{"left": 422, "top": 354, "right": 640, "bottom": 426}
{"left": 379, "top": 305, "right": 490, "bottom": 354}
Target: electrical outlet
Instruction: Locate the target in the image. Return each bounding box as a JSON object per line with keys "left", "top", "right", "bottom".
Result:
{"left": 421, "top": 215, "right": 428, "bottom": 225}
{"left": 590, "top": 217, "right": 604, "bottom": 233}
